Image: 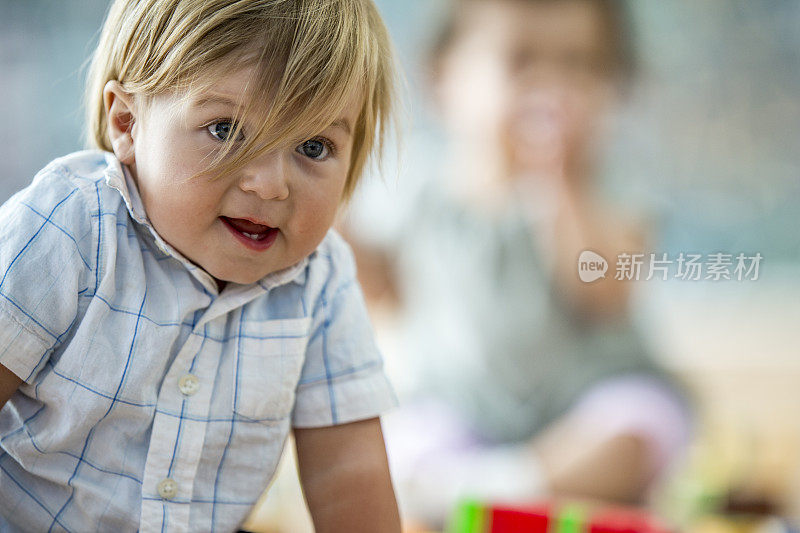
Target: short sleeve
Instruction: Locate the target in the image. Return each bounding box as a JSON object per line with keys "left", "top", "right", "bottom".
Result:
{"left": 291, "top": 233, "right": 398, "bottom": 427}
{"left": 0, "top": 165, "right": 95, "bottom": 384}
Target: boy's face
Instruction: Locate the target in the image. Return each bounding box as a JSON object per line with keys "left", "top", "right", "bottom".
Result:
{"left": 113, "top": 67, "right": 359, "bottom": 286}
{"left": 436, "top": 0, "right": 617, "bottom": 179}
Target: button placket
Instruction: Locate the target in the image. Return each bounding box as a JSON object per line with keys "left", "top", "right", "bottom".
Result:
{"left": 140, "top": 332, "right": 213, "bottom": 532}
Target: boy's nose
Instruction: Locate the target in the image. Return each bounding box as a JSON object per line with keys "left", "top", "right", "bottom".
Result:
{"left": 238, "top": 151, "right": 290, "bottom": 201}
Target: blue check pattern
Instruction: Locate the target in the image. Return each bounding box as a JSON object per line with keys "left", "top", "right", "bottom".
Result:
{"left": 0, "top": 151, "right": 397, "bottom": 532}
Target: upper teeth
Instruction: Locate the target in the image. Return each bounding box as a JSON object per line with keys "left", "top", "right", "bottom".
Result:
{"left": 242, "top": 232, "right": 261, "bottom": 240}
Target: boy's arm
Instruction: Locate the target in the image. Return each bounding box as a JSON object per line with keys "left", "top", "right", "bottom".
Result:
{"left": 0, "top": 363, "right": 23, "bottom": 410}
{"left": 294, "top": 417, "right": 401, "bottom": 533}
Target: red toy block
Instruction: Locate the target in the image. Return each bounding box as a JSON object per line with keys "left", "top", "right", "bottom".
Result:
{"left": 489, "top": 504, "right": 551, "bottom": 533}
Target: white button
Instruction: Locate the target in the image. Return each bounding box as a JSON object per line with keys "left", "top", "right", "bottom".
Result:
{"left": 157, "top": 478, "right": 178, "bottom": 500}
{"left": 178, "top": 374, "right": 200, "bottom": 396}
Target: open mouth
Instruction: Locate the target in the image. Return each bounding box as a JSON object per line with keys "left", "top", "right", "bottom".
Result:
{"left": 220, "top": 216, "right": 279, "bottom": 251}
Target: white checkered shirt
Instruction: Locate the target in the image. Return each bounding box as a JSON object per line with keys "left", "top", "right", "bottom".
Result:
{"left": 0, "top": 151, "right": 397, "bottom": 532}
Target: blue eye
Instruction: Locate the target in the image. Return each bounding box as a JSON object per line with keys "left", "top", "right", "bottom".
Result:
{"left": 207, "top": 121, "right": 243, "bottom": 142}
{"left": 296, "top": 139, "right": 330, "bottom": 160}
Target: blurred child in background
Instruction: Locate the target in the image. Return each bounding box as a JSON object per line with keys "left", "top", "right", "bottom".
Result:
{"left": 345, "top": 0, "right": 693, "bottom": 527}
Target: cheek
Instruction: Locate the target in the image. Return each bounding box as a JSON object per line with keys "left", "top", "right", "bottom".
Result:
{"left": 135, "top": 119, "right": 206, "bottom": 180}
{"left": 291, "top": 183, "right": 342, "bottom": 240}
{"left": 136, "top": 161, "right": 225, "bottom": 236}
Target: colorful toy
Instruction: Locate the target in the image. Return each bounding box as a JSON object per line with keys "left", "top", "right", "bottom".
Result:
{"left": 447, "top": 499, "right": 673, "bottom": 533}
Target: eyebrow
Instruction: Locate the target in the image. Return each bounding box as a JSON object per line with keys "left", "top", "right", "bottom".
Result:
{"left": 193, "top": 94, "right": 240, "bottom": 108}
{"left": 329, "top": 118, "right": 352, "bottom": 136}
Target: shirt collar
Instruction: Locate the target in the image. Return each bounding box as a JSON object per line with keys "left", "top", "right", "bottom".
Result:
{"left": 102, "top": 152, "right": 308, "bottom": 294}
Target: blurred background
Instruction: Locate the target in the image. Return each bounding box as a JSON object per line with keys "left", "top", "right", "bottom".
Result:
{"left": 1, "top": 1, "right": 799, "bottom": 532}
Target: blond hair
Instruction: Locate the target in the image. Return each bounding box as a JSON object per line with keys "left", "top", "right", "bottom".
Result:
{"left": 86, "top": 0, "right": 397, "bottom": 200}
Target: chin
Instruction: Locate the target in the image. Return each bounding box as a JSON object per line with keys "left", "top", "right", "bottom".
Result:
{"left": 206, "top": 264, "right": 265, "bottom": 286}
{"left": 206, "top": 253, "right": 301, "bottom": 286}
{"left": 222, "top": 272, "right": 265, "bottom": 285}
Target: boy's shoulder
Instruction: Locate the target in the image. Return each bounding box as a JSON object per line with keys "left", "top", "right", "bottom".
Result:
{"left": 0, "top": 151, "right": 131, "bottom": 271}
{"left": 23, "top": 150, "right": 121, "bottom": 211}
{"left": 2, "top": 150, "right": 117, "bottom": 229}
{"left": 45, "top": 149, "right": 114, "bottom": 177}
{"left": 37, "top": 150, "right": 115, "bottom": 189}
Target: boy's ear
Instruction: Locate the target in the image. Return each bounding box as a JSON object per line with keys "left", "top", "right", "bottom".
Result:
{"left": 103, "top": 80, "right": 138, "bottom": 165}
